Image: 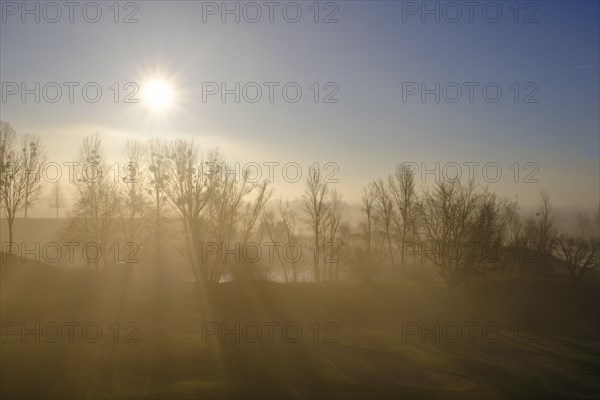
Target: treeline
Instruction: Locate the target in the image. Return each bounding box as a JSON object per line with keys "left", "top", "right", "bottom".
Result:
{"left": 1, "top": 121, "right": 599, "bottom": 287}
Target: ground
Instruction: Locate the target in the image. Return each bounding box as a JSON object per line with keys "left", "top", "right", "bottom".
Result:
{"left": 1, "top": 254, "right": 599, "bottom": 399}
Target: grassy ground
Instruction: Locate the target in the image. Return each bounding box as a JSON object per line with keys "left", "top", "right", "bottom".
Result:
{"left": 1, "top": 255, "right": 599, "bottom": 399}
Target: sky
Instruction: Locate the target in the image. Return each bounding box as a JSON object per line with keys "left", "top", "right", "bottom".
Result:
{"left": 1, "top": 0, "right": 599, "bottom": 213}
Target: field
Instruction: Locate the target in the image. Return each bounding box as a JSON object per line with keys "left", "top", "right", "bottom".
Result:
{"left": 1, "top": 251, "right": 598, "bottom": 399}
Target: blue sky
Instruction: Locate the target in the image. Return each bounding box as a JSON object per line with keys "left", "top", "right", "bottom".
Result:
{"left": 1, "top": 0, "right": 598, "bottom": 208}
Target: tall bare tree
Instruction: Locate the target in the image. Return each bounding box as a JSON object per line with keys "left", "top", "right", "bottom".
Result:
{"left": 349, "top": 186, "right": 380, "bottom": 284}
{"left": 279, "top": 198, "right": 299, "bottom": 282}
{"left": 0, "top": 121, "right": 22, "bottom": 245}
{"left": 531, "top": 191, "right": 556, "bottom": 276}
{"left": 0, "top": 121, "right": 17, "bottom": 198}
{"left": 467, "top": 191, "right": 510, "bottom": 281}
{"left": 20, "top": 134, "right": 46, "bottom": 218}
{"left": 161, "top": 140, "right": 212, "bottom": 284}
{"left": 0, "top": 127, "right": 46, "bottom": 243}
{"left": 206, "top": 163, "right": 252, "bottom": 282}
{"left": 239, "top": 181, "right": 273, "bottom": 245}
{"left": 146, "top": 138, "right": 171, "bottom": 275}
{"left": 335, "top": 222, "right": 352, "bottom": 281}
{"left": 417, "top": 180, "right": 481, "bottom": 289}
{"left": 261, "top": 209, "right": 289, "bottom": 282}
{"left": 324, "top": 189, "right": 344, "bottom": 282}
{"left": 389, "top": 164, "right": 417, "bottom": 275}
{"left": 68, "top": 133, "right": 119, "bottom": 269}
{"left": 233, "top": 180, "right": 273, "bottom": 280}
{"left": 372, "top": 179, "right": 396, "bottom": 276}
{"left": 120, "top": 140, "right": 151, "bottom": 246}
{"left": 301, "top": 166, "right": 329, "bottom": 282}
{"left": 504, "top": 199, "right": 526, "bottom": 276}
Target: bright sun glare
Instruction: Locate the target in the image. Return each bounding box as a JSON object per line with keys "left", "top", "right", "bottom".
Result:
{"left": 143, "top": 80, "right": 173, "bottom": 111}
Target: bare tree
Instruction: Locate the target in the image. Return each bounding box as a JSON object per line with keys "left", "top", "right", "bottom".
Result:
{"left": 349, "top": 186, "right": 380, "bottom": 284}
{"left": 536, "top": 190, "right": 556, "bottom": 256}
{"left": 0, "top": 122, "right": 23, "bottom": 245}
{"left": 47, "top": 182, "right": 67, "bottom": 219}
{"left": 529, "top": 191, "right": 557, "bottom": 276}
{"left": 388, "top": 164, "right": 418, "bottom": 275}
{"left": 504, "top": 199, "right": 526, "bottom": 276}
{"left": 372, "top": 179, "right": 396, "bottom": 277}
{"left": 261, "top": 210, "right": 288, "bottom": 282}
{"left": 467, "top": 191, "right": 510, "bottom": 281}
{"left": 335, "top": 221, "right": 351, "bottom": 281}
{"left": 0, "top": 121, "right": 17, "bottom": 196}
{"left": 206, "top": 164, "right": 259, "bottom": 282}
{"left": 324, "top": 189, "right": 344, "bottom": 282}
{"left": 146, "top": 138, "right": 171, "bottom": 274}
{"left": 233, "top": 180, "right": 273, "bottom": 280}
{"left": 555, "top": 234, "right": 600, "bottom": 286}
{"left": 161, "top": 140, "right": 212, "bottom": 284}
{"left": 521, "top": 215, "right": 540, "bottom": 275}
{"left": 0, "top": 128, "right": 46, "bottom": 243}
{"left": 301, "top": 166, "right": 329, "bottom": 282}
{"left": 120, "top": 140, "right": 151, "bottom": 246}
{"left": 20, "top": 134, "right": 46, "bottom": 218}
{"left": 279, "top": 198, "right": 299, "bottom": 282}
{"left": 157, "top": 143, "right": 271, "bottom": 284}
{"left": 417, "top": 180, "right": 482, "bottom": 289}
{"left": 239, "top": 181, "right": 273, "bottom": 245}
{"left": 68, "top": 133, "right": 119, "bottom": 270}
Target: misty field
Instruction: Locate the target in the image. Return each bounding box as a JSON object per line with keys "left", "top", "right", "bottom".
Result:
{"left": 1, "top": 243, "right": 599, "bottom": 399}
{"left": 2, "top": 1, "right": 600, "bottom": 399}
{"left": 1, "top": 131, "right": 599, "bottom": 398}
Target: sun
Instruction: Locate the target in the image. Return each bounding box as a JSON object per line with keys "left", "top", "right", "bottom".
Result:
{"left": 143, "top": 80, "right": 173, "bottom": 111}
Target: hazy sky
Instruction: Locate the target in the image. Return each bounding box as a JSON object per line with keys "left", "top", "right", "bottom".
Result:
{"left": 1, "top": 0, "right": 598, "bottom": 211}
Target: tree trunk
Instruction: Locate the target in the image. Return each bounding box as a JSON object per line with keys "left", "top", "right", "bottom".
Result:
{"left": 7, "top": 214, "right": 15, "bottom": 247}
{"left": 314, "top": 230, "right": 320, "bottom": 282}
{"left": 386, "top": 232, "right": 395, "bottom": 277}
{"left": 281, "top": 261, "right": 288, "bottom": 283}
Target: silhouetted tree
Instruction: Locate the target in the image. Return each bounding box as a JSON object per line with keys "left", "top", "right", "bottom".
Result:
{"left": 233, "top": 180, "right": 272, "bottom": 280}
{"left": 279, "top": 198, "right": 299, "bottom": 282}
{"left": 324, "top": 189, "right": 344, "bottom": 282}
{"left": 0, "top": 125, "right": 46, "bottom": 244}
{"left": 417, "top": 180, "right": 481, "bottom": 289}
{"left": 261, "top": 209, "right": 289, "bottom": 282}
{"left": 1, "top": 121, "right": 20, "bottom": 245}
{"left": 146, "top": 138, "right": 171, "bottom": 274}
{"left": 349, "top": 186, "right": 380, "bottom": 284}
{"left": 529, "top": 191, "right": 557, "bottom": 276}
{"left": 68, "top": 133, "right": 119, "bottom": 269}
{"left": 372, "top": 179, "right": 396, "bottom": 276}
{"left": 505, "top": 199, "right": 526, "bottom": 276}
{"left": 120, "top": 139, "right": 151, "bottom": 246}
{"left": 467, "top": 191, "right": 510, "bottom": 281}
{"left": 555, "top": 234, "right": 600, "bottom": 286}
{"left": 301, "top": 165, "right": 329, "bottom": 282}
{"left": 388, "top": 164, "right": 418, "bottom": 275}
{"left": 160, "top": 140, "right": 212, "bottom": 284}
{"left": 20, "top": 134, "right": 46, "bottom": 218}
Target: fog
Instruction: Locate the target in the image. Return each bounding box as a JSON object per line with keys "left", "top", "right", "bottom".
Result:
{"left": 1, "top": 1, "right": 599, "bottom": 399}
